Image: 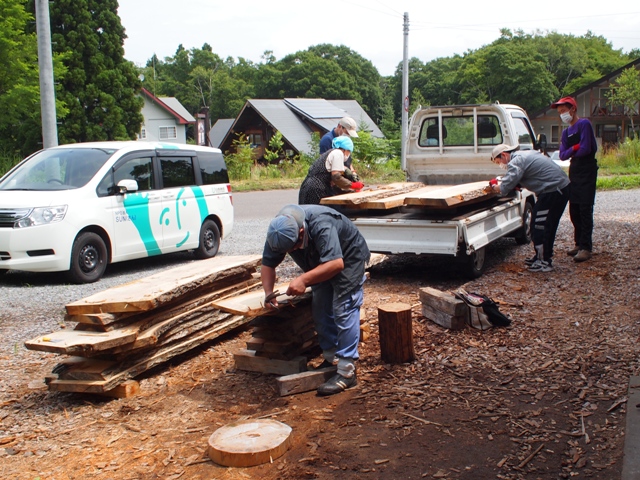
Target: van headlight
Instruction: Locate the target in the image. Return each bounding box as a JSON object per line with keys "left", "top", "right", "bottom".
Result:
{"left": 15, "top": 206, "right": 68, "bottom": 228}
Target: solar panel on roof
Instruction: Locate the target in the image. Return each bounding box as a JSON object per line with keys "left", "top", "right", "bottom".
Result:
{"left": 284, "top": 98, "right": 346, "bottom": 119}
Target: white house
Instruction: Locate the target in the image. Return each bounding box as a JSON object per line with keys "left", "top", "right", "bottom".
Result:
{"left": 139, "top": 88, "right": 195, "bottom": 144}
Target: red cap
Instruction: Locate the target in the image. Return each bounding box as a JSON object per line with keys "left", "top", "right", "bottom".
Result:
{"left": 551, "top": 96, "right": 577, "bottom": 109}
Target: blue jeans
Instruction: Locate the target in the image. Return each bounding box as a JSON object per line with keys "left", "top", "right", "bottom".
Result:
{"left": 311, "top": 276, "right": 365, "bottom": 361}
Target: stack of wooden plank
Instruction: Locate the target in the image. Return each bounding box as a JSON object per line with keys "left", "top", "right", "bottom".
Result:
{"left": 24, "top": 255, "right": 263, "bottom": 395}
{"left": 320, "top": 181, "right": 496, "bottom": 210}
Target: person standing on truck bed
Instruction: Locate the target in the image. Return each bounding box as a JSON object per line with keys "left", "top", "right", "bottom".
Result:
{"left": 551, "top": 96, "right": 598, "bottom": 263}
{"left": 490, "top": 144, "right": 571, "bottom": 273}
{"left": 261, "top": 204, "right": 370, "bottom": 395}
{"left": 298, "top": 136, "right": 364, "bottom": 206}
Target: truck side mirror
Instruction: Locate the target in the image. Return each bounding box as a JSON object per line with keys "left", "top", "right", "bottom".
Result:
{"left": 536, "top": 133, "right": 547, "bottom": 152}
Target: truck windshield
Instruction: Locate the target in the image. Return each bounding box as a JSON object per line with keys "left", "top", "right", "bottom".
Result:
{"left": 419, "top": 115, "right": 502, "bottom": 147}
{"left": 0, "top": 148, "right": 116, "bottom": 191}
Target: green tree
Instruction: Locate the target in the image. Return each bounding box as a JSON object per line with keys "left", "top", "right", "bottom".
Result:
{"left": 42, "top": 0, "right": 143, "bottom": 143}
{"left": 607, "top": 67, "right": 640, "bottom": 138}
{"left": 0, "top": 0, "right": 41, "bottom": 155}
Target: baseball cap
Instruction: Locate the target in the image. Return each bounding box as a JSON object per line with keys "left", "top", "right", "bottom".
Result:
{"left": 266, "top": 205, "right": 307, "bottom": 253}
{"left": 338, "top": 117, "right": 359, "bottom": 137}
{"left": 332, "top": 135, "right": 354, "bottom": 152}
{"left": 491, "top": 143, "right": 519, "bottom": 161}
{"left": 551, "top": 96, "right": 577, "bottom": 109}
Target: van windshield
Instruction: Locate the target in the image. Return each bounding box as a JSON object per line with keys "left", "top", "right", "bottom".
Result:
{"left": 0, "top": 148, "right": 116, "bottom": 191}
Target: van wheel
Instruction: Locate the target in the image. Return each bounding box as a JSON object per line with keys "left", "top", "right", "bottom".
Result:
{"left": 514, "top": 201, "right": 534, "bottom": 245}
{"left": 68, "top": 232, "right": 107, "bottom": 284}
{"left": 194, "top": 220, "right": 220, "bottom": 259}
{"left": 460, "top": 246, "right": 486, "bottom": 279}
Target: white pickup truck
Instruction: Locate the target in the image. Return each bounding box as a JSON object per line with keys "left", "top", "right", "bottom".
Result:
{"left": 350, "top": 103, "right": 547, "bottom": 277}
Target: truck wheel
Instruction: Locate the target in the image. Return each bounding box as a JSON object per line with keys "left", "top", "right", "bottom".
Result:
{"left": 194, "top": 219, "right": 220, "bottom": 259}
{"left": 461, "top": 246, "right": 486, "bottom": 279}
{"left": 514, "top": 201, "right": 534, "bottom": 245}
{"left": 68, "top": 232, "right": 108, "bottom": 284}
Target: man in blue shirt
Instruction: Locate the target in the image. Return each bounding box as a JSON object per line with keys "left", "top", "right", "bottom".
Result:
{"left": 319, "top": 117, "right": 358, "bottom": 155}
{"left": 262, "top": 204, "right": 370, "bottom": 395}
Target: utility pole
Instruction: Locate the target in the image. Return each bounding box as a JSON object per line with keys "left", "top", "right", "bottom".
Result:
{"left": 401, "top": 12, "right": 409, "bottom": 171}
{"left": 35, "top": 0, "right": 58, "bottom": 148}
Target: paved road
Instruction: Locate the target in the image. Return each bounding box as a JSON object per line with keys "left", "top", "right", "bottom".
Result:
{"left": 232, "top": 189, "right": 298, "bottom": 220}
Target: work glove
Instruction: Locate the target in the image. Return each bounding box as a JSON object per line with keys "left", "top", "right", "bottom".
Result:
{"left": 489, "top": 178, "right": 499, "bottom": 186}
{"left": 572, "top": 144, "right": 580, "bottom": 152}
{"left": 351, "top": 181, "right": 364, "bottom": 192}
{"left": 344, "top": 167, "right": 359, "bottom": 182}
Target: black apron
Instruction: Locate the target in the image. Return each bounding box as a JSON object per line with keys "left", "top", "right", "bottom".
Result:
{"left": 568, "top": 153, "right": 598, "bottom": 205}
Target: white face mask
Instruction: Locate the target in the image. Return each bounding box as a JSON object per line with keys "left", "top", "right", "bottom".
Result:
{"left": 498, "top": 162, "right": 508, "bottom": 170}
{"left": 560, "top": 112, "right": 573, "bottom": 124}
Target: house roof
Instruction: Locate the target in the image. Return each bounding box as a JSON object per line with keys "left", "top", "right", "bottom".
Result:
{"left": 284, "top": 98, "right": 384, "bottom": 137}
{"left": 219, "top": 98, "right": 384, "bottom": 155}
{"left": 209, "top": 118, "right": 234, "bottom": 148}
{"left": 245, "top": 99, "right": 315, "bottom": 154}
{"left": 140, "top": 88, "right": 195, "bottom": 124}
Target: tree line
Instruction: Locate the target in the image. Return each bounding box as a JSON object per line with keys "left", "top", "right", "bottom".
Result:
{"left": 1, "top": 0, "right": 638, "bottom": 159}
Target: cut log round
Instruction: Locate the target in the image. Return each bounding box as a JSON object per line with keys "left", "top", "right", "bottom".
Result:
{"left": 207, "top": 419, "right": 292, "bottom": 467}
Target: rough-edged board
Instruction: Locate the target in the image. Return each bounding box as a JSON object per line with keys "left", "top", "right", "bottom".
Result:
{"left": 211, "top": 283, "right": 311, "bottom": 316}
{"left": 65, "top": 255, "right": 261, "bottom": 315}
{"left": 362, "top": 185, "right": 447, "bottom": 209}
{"left": 46, "top": 314, "right": 248, "bottom": 393}
{"left": 320, "top": 182, "right": 424, "bottom": 206}
{"left": 404, "top": 181, "right": 495, "bottom": 208}
{"left": 25, "top": 327, "right": 141, "bottom": 355}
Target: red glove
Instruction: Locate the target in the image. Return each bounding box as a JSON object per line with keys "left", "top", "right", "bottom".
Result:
{"left": 489, "top": 178, "right": 498, "bottom": 186}
{"left": 572, "top": 144, "right": 580, "bottom": 152}
{"left": 351, "top": 181, "right": 364, "bottom": 191}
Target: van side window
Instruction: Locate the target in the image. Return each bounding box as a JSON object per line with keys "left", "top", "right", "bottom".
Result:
{"left": 97, "top": 156, "right": 153, "bottom": 195}
{"left": 511, "top": 116, "right": 534, "bottom": 150}
{"left": 159, "top": 156, "right": 195, "bottom": 188}
{"left": 198, "top": 152, "right": 229, "bottom": 185}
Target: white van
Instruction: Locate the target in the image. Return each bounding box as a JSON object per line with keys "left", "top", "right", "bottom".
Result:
{"left": 0, "top": 142, "right": 234, "bottom": 283}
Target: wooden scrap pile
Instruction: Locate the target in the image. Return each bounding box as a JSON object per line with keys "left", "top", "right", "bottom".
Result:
{"left": 419, "top": 286, "right": 469, "bottom": 330}
{"left": 24, "top": 255, "right": 263, "bottom": 396}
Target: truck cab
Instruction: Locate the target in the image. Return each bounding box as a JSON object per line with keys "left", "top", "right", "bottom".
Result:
{"left": 405, "top": 103, "right": 544, "bottom": 184}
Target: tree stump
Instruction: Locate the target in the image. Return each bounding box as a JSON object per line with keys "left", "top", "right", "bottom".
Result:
{"left": 378, "top": 303, "right": 415, "bottom": 364}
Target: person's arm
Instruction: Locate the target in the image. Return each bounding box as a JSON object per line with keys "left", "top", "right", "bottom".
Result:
{"left": 261, "top": 265, "right": 278, "bottom": 307}
{"left": 571, "top": 121, "right": 594, "bottom": 158}
{"left": 286, "top": 258, "right": 344, "bottom": 295}
{"left": 558, "top": 130, "right": 573, "bottom": 161}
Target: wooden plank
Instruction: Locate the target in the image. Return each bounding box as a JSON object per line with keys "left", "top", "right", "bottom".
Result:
{"left": 419, "top": 287, "right": 468, "bottom": 316}
{"left": 362, "top": 185, "right": 446, "bottom": 209}
{"left": 47, "top": 314, "right": 249, "bottom": 393}
{"left": 65, "top": 255, "right": 261, "bottom": 315}
{"left": 66, "top": 312, "right": 137, "bottom": 330}
{"left": 233, "top": 349, "right": 307, "bottom": 375}
{"left": 320, "top": 182, "right": 424, "bottom": 206}
{"left": 211, "top": 283, "right": 310, "bottom": 316}
{"left": 276, "top": 367, "right": 337, "bottom": 397}
{"left": 101, "top": 380, "right": 140, "bottom": 398}
{"left": 404, "top": 181, "right": 495, "bottom": 208}
{"left": 25, "top": 327, "right": 140, "bottom": 355}
{"left": 53, "top": 357, "right": 118, "bottom": 381}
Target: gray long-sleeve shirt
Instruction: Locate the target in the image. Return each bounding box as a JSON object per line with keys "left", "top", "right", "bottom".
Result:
{"left": 499, "top": 150, "right": 570, "bottom": 196}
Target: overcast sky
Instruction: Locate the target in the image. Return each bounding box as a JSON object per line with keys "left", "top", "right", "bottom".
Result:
{"left": 118, "top": 0, "right": 640, "bottom": 77}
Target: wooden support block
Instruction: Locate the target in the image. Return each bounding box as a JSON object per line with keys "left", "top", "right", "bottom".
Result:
{"left": 360, "top": 321, "right": 370, "bottom": 343}
{"left": 233, "top": 349, "right": 307, "bottom": 375}
{"left": 419, "top": 287, "right": 468, "bottom": 316}
{"left": 378, "top": 303, "right": 415, "bottom": 364}
{"left": 276, "top": 367, "right": 337, "bottom": 396}
{"left": 421, "top": 304, "right": 467, "bottom": 330}
{"left": 100, "top": 380, "right": 140, "bottom": 398}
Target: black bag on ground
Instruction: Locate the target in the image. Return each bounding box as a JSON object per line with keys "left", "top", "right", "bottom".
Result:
{"left": 454, "top": 289, "right": 511, "bottom": 328}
